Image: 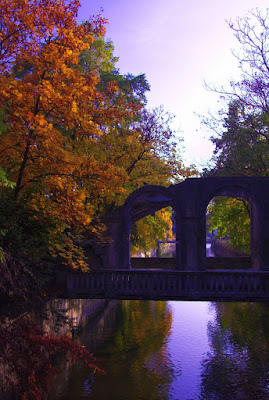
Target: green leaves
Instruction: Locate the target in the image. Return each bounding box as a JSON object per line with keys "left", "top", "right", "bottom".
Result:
{"left": 207, "top": 196, "right": 251, "bottom": 254}
{"left": 209, "top": 101, "right": 269, "bottom": 177}
{"left": 78, "top": 35, "right": 118, "bottom": 75}
{"left": 0, "top": 168, "right": 15, "bottom": 188}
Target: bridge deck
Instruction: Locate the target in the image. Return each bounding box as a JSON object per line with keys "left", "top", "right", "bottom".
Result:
{"left": 61, "top": 269, "right": 269, "bottom": 301}
{"left": 131, "top": 257, "right": 252, "bottom": 270}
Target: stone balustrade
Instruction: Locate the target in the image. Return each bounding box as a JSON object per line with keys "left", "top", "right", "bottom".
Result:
{"left": 64, "top": 270, "right": 269, "bottom": 301}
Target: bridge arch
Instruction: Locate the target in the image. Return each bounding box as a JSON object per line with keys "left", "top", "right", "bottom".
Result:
{"left": 121, "top": 185, "right": 178, "bottom": 268}
{"left": 101, "top": 177, "right": 269, "bottom": 271}
{"left": 123, "top": 185, "right": 173, "bottom": 224}
{"left": 171, "top": 177, "right": 269, "bottom": 270}
{"left": 202, "top": 184, "right": 262, "bottom": 269}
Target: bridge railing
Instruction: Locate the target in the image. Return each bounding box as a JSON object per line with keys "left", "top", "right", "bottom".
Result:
{"left": 65, "top": 270, "right": 269, "bottom": 300}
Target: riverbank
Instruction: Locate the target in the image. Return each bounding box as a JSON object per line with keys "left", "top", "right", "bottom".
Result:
{"left": 0, "top": 298, "right": 113, "bottom": 400}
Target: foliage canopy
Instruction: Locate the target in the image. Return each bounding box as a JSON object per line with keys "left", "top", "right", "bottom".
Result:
{"left": 0, "top": 0, "right": 193, "bottom": 272}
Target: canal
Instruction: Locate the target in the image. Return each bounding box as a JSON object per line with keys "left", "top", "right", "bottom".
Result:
{"left": 54, "top": 299, "right": 269, "bottom": 400}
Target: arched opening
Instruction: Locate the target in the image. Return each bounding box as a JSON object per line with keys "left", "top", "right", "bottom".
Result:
{"left": 120, "top": 185, "right": 177, "bottom": 269}
{"left": 130, "top": 206, "right": 177, "bottom": 269}
{"left": 206, "top": 195, "right": 252, "bottom": 269}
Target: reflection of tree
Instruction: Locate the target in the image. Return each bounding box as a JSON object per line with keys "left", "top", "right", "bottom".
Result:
{"left": 60, "top": 300, "right": 180, "bottom": 400}
{"left": 199, "top": 303, "right": 269, "bottom": 400}
{"left": 92, "top": 300, "right": 179, "bottom": 400}
{"left": 112, "top": 301, "right": 179, "bottom": 399}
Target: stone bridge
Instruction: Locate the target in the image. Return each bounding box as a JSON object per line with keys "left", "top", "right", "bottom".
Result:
{"left": 91, "top": 177, "right": 269, "bottom": 271}
{"left": 64, "top": 269, "right": 269, "bottom": 301}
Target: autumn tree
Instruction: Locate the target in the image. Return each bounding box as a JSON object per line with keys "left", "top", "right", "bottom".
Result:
{"left": 0, "top": 0, "right": 141, "bottom": 270}
{"left": 78, "top": 59, "right": 195, "bottom": 254}
{"left": 95, "top": 106, "right": 195, "bottom": 204}
{"left": 0, "top": 2, "right": 192, "bottom": 398}
{"left": 95, "top": 104, "right": 195, "bottom": 255}
{"left": 0, "top": 0, "right": 194, "bottom": 275}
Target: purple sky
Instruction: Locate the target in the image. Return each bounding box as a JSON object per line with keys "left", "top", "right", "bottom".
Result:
{"left": 77, "top": 0, "right": 268, "bottom": 169}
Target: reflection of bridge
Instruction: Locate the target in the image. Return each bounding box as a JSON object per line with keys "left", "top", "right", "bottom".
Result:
{"left": 62, "top": 270, "right": 269, "bottom": 301}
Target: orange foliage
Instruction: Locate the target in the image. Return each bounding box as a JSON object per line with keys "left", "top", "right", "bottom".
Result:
{"left": 0, "top": 1, "right": 138, "bottom": 267}
{"left": 0, "top": 1, "right": 196, "bottom": 269}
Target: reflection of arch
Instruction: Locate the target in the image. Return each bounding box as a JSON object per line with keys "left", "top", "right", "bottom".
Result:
{"left": 121, "top": 185, "right": 177, "bottom": 268}
{"left": 202, "top": 185, "right": 261, "bottom": 269}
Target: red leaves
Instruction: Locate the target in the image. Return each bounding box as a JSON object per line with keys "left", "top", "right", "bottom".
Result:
{"left": 0, "top": 317, "right": 105, "bottom": 400}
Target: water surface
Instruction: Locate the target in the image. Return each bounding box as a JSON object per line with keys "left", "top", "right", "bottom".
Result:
{"left": 56, "top": 300, "right": 269, "bottom": 400}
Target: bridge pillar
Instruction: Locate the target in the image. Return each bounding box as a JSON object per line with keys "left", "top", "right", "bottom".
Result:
{"left": 179, "top": 217, "right": 204, "bottom": 271}
{"left": 101, "top": 209, "right": 130, "bottom": 269}
{"left": 100, "top": 219, "right": 121, "bottom": 269}
{"left": 262, "top": 216, "right": 269, "bottom": 270}
{"left": 173, "top": 206, "right": 181, "bottom": 270}
{"left": 250, "top": 201, "right": 261, "bottom": 270}
{"left": 120, "top": 209, "right": 132, "bottom": 269}
{"left": 174, "top": 180, "right": 205, "bottom": 271}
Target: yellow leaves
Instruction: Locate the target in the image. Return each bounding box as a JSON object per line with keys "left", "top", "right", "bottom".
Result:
{"left": 47, "top": 228, "right": 89, "bottom": 271}
{"left": 37, "top": 115, "right": 47, "bottom": 127}
{"left": 71, "top": 101, "right": 78, "bottom": 114}
{"left": 131, "top": 207, "right": 174, "bottom": 256}
{"left": 0, "top": 0, "right": 98, "bottom": 78}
